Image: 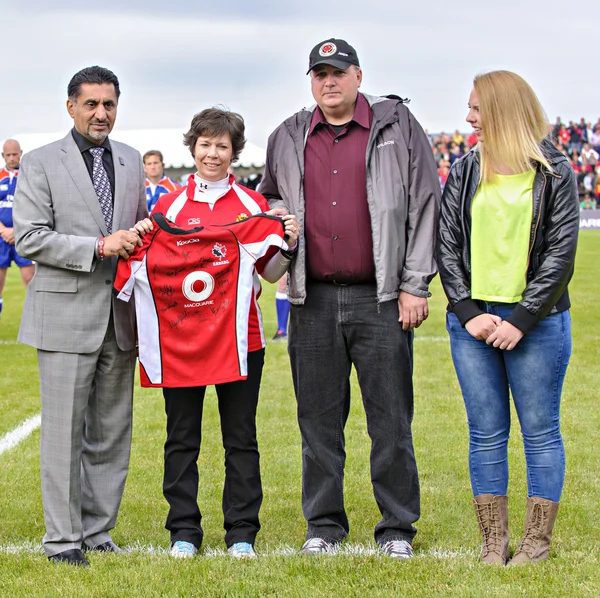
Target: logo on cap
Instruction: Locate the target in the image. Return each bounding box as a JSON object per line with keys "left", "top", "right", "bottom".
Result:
{"left": 319, "top": 42, "right": 337, "bottom": 57}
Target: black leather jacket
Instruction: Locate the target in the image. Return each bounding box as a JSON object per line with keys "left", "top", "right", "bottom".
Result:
{"left": 437, "top": 139, "right": 579, "bottom": 334}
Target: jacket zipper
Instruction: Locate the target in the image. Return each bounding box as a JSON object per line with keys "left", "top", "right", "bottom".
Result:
{"left": 526, "top": 165, "right": 563, "bottom": 274}
{"left": 463, "top": 159, "right": 476, "bottom": 273}
{"left": 526, "top": 171, "right": 546, "bottom": 275}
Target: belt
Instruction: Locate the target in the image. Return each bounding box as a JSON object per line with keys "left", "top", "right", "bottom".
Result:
{"left": 326, "top": 278, "right": 374, "bottom": 286}
{"left": 308, "top": 277, "right": 374, "bottom": 287}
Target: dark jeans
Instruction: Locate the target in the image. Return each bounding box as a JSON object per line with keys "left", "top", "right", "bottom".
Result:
{"left": 162, "top": 349, "right": 264, "bottom": 549}
{"left": 289, "top": 282, "right": 419, "bottom": 545}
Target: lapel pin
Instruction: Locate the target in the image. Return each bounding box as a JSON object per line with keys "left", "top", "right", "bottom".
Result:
{"left": 119, "top": 157, "right": 125, "bottom": 166}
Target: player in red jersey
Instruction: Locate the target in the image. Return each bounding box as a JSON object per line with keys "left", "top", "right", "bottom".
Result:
{"left": 132, "top": 108, "right": 299, "bottom": 560}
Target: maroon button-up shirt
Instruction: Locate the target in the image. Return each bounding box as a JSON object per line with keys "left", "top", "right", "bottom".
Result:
{"left": 304, "top": 92, "right": 375, "bottom": 283}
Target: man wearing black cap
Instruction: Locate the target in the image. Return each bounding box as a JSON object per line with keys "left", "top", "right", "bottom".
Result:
{"left": 260, "top": 38, "right": 440, "bottom": 559}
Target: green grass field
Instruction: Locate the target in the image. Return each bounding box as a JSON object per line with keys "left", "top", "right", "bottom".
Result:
{"left": 1, "top": 231, "right": 599, "bottom": 597}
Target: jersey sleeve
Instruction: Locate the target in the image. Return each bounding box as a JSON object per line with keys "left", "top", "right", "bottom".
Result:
{"left": 234, "top": 214, "right": 287, "bottom": 264}
{"left": 114, "top": 221, "right": 160, "bottom": 301}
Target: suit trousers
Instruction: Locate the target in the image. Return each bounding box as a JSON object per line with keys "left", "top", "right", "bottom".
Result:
{"left": 162, "top": 349, "right": 265, "bottom": 549}
{"left": 37, "top": 320, "right": 136, "bottom": 556}
{"left": 289, "top": 281, "right": 420, "bottom": 545}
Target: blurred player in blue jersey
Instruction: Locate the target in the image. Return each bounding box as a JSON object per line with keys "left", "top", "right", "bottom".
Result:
{"left": 272, "top": 275, "right": 290, "bottom": 341}
{"left": 0, "top": 139, "right": 34, "bottom": 317}
{"left": 143, "top": 150, "right": 181, "bottom": 213}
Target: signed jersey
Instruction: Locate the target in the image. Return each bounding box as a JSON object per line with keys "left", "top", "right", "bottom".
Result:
{"left": 0, "top": 168, "right": 18, "bottom": 227}
{"left": 114, "top": 212, "right": 286, "bottom": 388}
{"left": 153, "top": 174, "right": 272, "bottom": 352}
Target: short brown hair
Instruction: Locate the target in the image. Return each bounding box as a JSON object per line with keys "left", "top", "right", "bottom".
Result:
{"left": 183, "top": 108, "right": 246, "bottom": 161}
{"left": 143, "top": 150, "right": 164, "bottom": 164}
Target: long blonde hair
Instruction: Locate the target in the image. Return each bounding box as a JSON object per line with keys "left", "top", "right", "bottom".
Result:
{"left": 474, "top": 70, "right": 551, "bottom": 183}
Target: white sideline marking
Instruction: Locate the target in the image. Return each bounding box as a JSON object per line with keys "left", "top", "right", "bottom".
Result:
{"left": 1, "top": 339, "right": 448, "bottom": 346}
{"left": 0, "top": 541, "right": 476, "bottom": 559}
{"left": 0, "top": 415, "right": 41, "bottom": 456}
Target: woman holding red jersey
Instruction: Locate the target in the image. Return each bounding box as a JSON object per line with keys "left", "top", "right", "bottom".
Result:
{"left": 136, "top": 108, "right": 298, "bottom": 559}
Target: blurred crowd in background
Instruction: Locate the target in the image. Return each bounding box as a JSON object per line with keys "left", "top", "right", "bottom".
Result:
{"left": 428, "top": 117, "right": 600, "bottom": 209}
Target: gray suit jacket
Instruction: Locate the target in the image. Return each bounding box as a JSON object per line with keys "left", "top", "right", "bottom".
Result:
{"left": 13, "top": 132, "right": 148, "bottom": 353}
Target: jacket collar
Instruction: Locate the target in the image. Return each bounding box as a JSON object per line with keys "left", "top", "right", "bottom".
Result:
{"left": 468, "top": 137, "right": 566, "bottom": 174}
{"left": 285, "top": 92, "right": 402, "bottom": 133}
{"left": 308, "top": 92, "right": 371, "bottom": 135}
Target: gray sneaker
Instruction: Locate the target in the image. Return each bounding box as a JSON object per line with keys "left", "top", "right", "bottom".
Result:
{"left": 380, "top": 540, "right": 414, "bottom": 559}
{"left": 300, "top": 538, "right": 333, "bottom": 555}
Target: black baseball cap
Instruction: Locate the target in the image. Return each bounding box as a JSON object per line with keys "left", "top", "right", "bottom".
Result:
{"left": 307, "top": 38, "right": 360, "bottom": 75}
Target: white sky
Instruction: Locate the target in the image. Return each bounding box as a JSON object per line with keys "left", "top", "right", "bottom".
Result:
{"left": 1, "top": 0, "right": 598, "bottom": 149}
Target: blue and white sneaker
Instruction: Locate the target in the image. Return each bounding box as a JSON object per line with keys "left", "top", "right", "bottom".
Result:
{"left": 170, "top": 540, "right": 197, "bottom": 558}
{"left": 227, "top": 542, "right": 256, "bottom": 559}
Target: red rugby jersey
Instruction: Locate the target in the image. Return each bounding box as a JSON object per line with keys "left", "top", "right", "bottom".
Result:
{"left": 153, "top": 175, "right": 272, "bottom": 351}
{"left": 114, "top": 212, "right": 286, "bottom": 388}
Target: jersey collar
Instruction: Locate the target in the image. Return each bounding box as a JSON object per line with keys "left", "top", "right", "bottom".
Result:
{"left": 186, "top": 173, "right": 235, "bottom": 205}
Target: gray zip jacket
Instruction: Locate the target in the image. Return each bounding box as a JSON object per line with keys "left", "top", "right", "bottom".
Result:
{"left": 260, "top": 93, "right": 440, "bottom": 305}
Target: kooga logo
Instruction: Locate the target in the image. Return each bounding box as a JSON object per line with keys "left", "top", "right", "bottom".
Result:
{"left": 177, "top": 238, "right": 201, "bottom": 247}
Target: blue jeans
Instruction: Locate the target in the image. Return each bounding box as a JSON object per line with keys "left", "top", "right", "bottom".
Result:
{"left": 447, "top": 306, "right": 571, "bottom": 502}
{"left": 289, "top": 282, "right": 419, "bottom": 544}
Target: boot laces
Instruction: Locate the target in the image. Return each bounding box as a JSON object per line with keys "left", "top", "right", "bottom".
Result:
{"left": 517, "top": 502, "right": 548, "bottom": 556}
{"left": 474, "top": 501, "right": 503, "bottom": 555}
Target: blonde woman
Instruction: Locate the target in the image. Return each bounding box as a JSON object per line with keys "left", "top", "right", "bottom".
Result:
{"left": 437, "top": 71, "right": 579, "bottom": 565}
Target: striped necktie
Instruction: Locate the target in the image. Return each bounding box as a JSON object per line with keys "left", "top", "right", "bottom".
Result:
{"left": 89, "top": 147, "right": 113, "bottom": 234}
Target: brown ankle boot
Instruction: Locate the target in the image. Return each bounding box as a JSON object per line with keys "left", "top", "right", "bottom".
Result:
{"left": 510, "top": 496, "right": 559, "bottom": 565}
{"left": 472, "top": 494, "right": 509, "bottom": 564}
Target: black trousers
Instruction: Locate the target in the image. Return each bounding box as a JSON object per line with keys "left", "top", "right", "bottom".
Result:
{"left": 162, "top": 349, "right": 265, "bottom": 549}
{"left": 289, "top": 282, "right": 419, "bottom": 545}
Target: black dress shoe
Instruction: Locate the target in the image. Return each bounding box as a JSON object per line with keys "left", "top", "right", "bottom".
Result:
{"left": 85, "top": 541, "right": 123, "bottom": 553}
{"left": 48, "top": 549, "right": 90, "bottom": 567}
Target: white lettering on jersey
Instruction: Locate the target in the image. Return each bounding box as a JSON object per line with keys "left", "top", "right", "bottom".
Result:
{"left": 177, "top": 238, "right": 200, "bottom": 246}
{"left": 183, "top": 300, "right": 214, "bottom": 308}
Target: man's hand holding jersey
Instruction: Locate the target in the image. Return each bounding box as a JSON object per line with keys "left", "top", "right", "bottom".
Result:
{"left": 103, "top": 230, "right": 145, "bottom": 259}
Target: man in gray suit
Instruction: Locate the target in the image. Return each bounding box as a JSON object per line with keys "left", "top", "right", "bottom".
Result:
{"left": 13, "top": 66, "right": 148, "bottom": 567}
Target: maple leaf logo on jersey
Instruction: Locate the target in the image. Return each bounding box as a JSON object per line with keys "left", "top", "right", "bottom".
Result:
{"left": 212, "top": 242, "right": 227, "bottom": 259}
{"left": 236, "top": 213, "right": 249, "bottom": 222}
